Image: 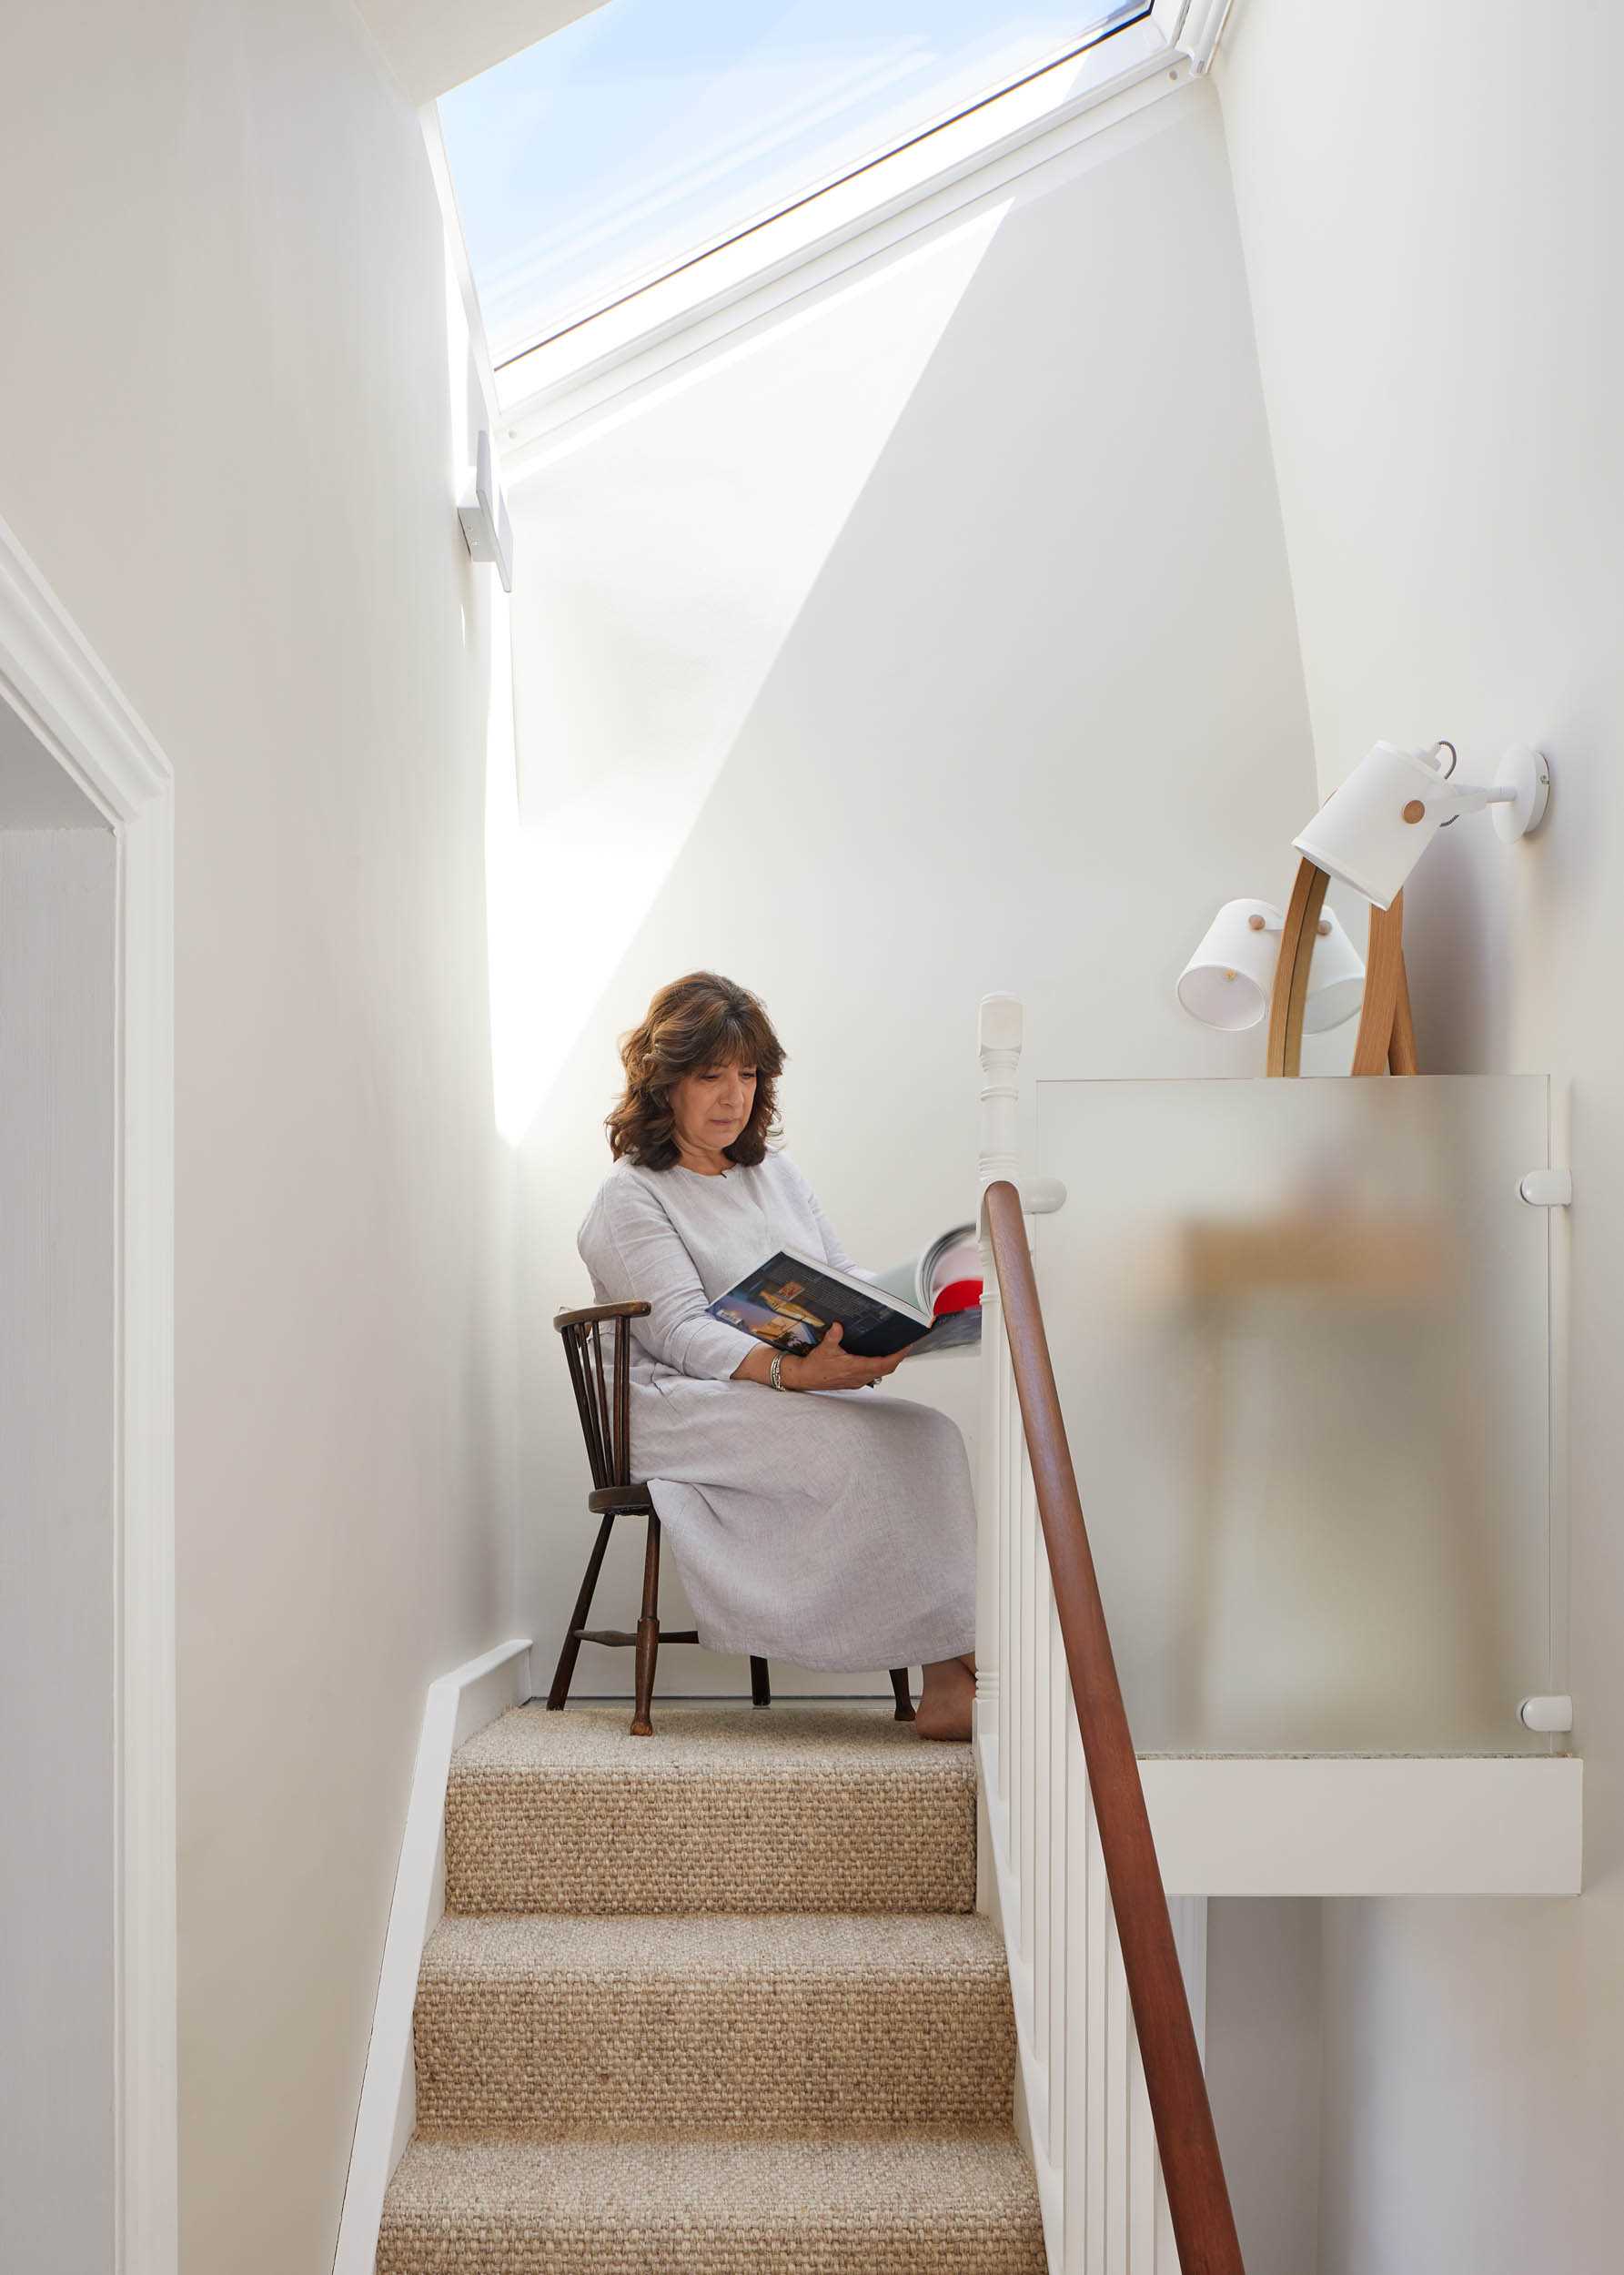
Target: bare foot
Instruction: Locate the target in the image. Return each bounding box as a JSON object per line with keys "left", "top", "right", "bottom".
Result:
{"left": 914, "top": 1657, "right": 974, "bottom": 1742}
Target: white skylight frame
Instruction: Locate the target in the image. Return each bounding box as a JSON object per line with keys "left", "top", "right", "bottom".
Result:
{"left": 469, "top": 0, "right": 1228, "bottom": 456}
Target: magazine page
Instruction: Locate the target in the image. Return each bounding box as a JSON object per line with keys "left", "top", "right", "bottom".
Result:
{"left": 867, "top": 1222, "right": 981, "bottom": 1352}
{"left": 706, "top": 1250, "right": 931, "bottom": 1361}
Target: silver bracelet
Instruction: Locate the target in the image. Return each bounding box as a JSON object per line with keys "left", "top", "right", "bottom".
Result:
{"left": 770, "top": 1349, "right": 789, "bottom": 1391}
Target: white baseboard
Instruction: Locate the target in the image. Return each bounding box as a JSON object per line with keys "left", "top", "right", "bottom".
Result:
{"left": 331, "top": 1638, "right": 532, "bottom": 2275}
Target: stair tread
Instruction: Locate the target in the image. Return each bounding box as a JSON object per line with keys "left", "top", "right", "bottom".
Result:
{"left": 452, "top": 1700, "right": 973, "bottom": 1786}
{"left": 380, "top": 2131, "right": 1044, "bottom": 2258}
{"left": 421, "top": 1908, "right": 1006, "bottom": 1984}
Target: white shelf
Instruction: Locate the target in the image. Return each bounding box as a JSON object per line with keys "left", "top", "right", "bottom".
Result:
{"left": 1138, "top": 1753, "right": 1582, "bottom": 1897}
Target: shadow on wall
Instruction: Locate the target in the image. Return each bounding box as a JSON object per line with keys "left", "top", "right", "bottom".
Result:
{"left": 489, "top": 197, "right": 1014, "bottom": 1132}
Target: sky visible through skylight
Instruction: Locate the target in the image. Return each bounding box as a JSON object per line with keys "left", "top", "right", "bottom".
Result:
{"left": 440, "top": 2, "right": 1150, "bottom": 367}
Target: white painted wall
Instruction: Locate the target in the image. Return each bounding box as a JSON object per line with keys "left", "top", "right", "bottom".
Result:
{"left": 1216, "top": 5, "right": 1624, "bottom": 2266}
{"left": 0, "top": 5, "right": 519, "bottom": 2269}
{"left": 505, "top": 86, "right": 1321, "bottom": 1704}
{"left": 358, "top": 0, "right": 606, "bottom": 102}
{"left": 0, "top": 822, "right": 116, "bottom": 2275}
{"left": 1205, "top": 1900, "right": 1322, "bottom": 2275}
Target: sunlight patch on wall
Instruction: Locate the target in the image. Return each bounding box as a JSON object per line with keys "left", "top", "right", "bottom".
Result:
{"left": 498, "top": 199, "right": 1010, "bottom": 1131}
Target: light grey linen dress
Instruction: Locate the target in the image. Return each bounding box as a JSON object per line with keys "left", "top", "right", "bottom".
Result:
{"left": 575, "top": 1150, "right": 976, "bottom": 1672}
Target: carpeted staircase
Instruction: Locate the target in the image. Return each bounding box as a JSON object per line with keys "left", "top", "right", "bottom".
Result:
{"left": 378, "top": 1700, "right": 1045, "bottom": 2272}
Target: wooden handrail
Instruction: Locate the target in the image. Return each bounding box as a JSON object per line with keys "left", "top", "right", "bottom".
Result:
{"left": 983, "top": 1178, "right": 1246, "bottom": 2275}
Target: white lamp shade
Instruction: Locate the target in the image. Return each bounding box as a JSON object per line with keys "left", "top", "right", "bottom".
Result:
{"left": 1177, "top": 899, "right": 1280, "bottom": 1030}
{"left": 1179, "top": 898, "right": 1367, "bottom": 1034}
{"left": 1293, "top": 741, "right": 1454, "bottom": 910}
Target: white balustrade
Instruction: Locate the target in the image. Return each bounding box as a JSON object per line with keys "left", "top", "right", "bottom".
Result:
{"left": 975, "top": 993, "right": 1201, "bottom": 2275}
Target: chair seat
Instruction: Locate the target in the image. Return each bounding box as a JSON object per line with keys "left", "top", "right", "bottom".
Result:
{"left": 588, "top": 1482, "right": 656, "bottom": 1516}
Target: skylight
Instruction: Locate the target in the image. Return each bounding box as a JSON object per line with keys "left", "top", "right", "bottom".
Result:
{"left": 439, "top": 3, "right": 1153, "bottom": 369}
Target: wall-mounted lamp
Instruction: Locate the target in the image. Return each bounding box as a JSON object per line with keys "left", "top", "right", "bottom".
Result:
{"left": 1293, "top": 742, "right": 1550, "bottom": 911}
{"left": 1178, "top": 899, "right": 1365, "bottom": 1033}
{"left": 1181, "top": 740, "right": 1551, "bottom": 1077}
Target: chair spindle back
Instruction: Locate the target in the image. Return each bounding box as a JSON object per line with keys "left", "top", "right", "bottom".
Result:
{"left": 554, "top": 1300, "right": 650, "bottom": 1490}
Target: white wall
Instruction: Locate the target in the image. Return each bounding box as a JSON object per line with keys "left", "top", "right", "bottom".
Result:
{"left": 0, "top": 5, "right": 519, "bottom": 2269}
{"left": 0, "top": 821, "right": 116, "bottom": 2275}
{"left": 506, "top": 86, "right": 1321, "bottom": 1710}
{"left": 1217, "top": 5, "right": 1624, "bottom": 2267}
{"left": 1205, "top": 1899, "right": 1322, "bottom": 2275}
{"left": 357, "top": 0, "right": 606, "bottom": 101}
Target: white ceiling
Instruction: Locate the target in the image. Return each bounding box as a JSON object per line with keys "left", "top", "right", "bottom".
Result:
{"left": 358, "top": 0, "right": 608, "bottom": 103}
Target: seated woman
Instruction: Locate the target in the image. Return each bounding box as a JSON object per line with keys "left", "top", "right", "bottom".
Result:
{"left": 576, "top": 970, "right": 978, "bottom": 1741}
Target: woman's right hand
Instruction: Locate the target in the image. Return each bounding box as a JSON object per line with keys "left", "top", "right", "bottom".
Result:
{"left": 784, "top": 1321, "right": 908, "bottom": 1393}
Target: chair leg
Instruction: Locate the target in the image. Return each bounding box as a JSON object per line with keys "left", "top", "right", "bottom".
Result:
{"left": 547, "top": 1512, "right": 616, "bottom": 1712}
{"left": 750, "top": 1655, "right": 772, "bottom": 1708}
{"left": 630, "top": 1513, "right": 661, "bottom": 1737}
{"left": 890, "top": 1667, "right": 916, "bottom": 1722}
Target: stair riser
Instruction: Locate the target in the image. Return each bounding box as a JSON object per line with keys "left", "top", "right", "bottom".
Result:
{"left": 445, "top": 1771, "right": 976, "bottom": 1915}
{"left": 412, "top": 1972, "right": 1015, "bottom": 2136}
{"left": 378, "top": 2214, "right": 1046, "bottom": 2274}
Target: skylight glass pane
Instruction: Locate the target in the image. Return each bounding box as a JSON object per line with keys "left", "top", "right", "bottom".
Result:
{"left": 440, "top": 2, "right": 1152, "bottom": 366}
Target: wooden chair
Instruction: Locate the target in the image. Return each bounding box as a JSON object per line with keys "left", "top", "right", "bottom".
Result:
{"left": 550, "top": 1299, "right": 918, "bottom": 1737}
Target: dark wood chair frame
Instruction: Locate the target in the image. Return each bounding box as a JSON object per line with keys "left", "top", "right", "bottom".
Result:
{"left": 551, "top": 1299, "right": 918, "bottom": 1736}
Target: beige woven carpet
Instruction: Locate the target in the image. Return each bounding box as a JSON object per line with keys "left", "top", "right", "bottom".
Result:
{"left": 380, "top": 1702, "right": 1044, "bottom": 2273}
{"left": 446, "top": 1702, "right": 977, "bottom": 1915}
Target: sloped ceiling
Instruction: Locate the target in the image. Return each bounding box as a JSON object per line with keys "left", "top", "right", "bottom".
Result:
{"left": 359, "top": 0, "right": 608, "bottom": 102}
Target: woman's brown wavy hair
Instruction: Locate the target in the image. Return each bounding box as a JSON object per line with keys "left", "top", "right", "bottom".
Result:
{"left": 606, "top": 972, "right": 786, "bottom": 1170}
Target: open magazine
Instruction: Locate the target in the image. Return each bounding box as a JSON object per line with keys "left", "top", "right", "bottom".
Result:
{"left": 705, "top": 1223, "right": 982, "bottom": 1361}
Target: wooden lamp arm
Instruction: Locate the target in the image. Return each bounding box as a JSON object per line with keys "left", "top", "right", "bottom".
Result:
{"left": 1266, "top": 858, "right": 1419, "bottom": 1077}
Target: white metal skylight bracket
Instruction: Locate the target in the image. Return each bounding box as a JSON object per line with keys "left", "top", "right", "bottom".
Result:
{"left": 1181, "top": 0, "right": 1237, "bottom": 75}
{"left": 459, "top": 429, "right": 513, "bottom": 592}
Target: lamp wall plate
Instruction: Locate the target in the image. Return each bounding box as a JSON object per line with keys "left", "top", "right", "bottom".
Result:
{"left": 1493, "top": 744, "right": 1551, "bottom": 842}
{"left": 458, "top": 428, "right": 512, "bottom": 593}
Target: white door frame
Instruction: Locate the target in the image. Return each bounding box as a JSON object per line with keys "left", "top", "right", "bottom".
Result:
{"left": 0, "top": 515, "right": 177, "bottom": 2275}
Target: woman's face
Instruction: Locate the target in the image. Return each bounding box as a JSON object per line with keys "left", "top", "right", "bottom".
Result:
{"left": 670, "top": 1055, "right": 757, "bottom": 1160}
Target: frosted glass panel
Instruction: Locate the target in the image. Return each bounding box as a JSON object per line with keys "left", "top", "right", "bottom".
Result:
{"left": 1035, "top": 1077, "right": 1551, "bottom": 1754}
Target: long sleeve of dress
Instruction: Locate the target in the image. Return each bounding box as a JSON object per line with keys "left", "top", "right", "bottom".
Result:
{"left": 591, "top": 1174, "right": 761, "bottom": 1382}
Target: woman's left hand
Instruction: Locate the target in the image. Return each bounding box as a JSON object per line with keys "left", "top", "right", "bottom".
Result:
{"left": 783, "top": 1321, "right": 907, "bottom": 1392}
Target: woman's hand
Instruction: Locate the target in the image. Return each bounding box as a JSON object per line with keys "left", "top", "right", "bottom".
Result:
{"left": 783, "top": 1321, "right": 908, "bottom": 1392}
